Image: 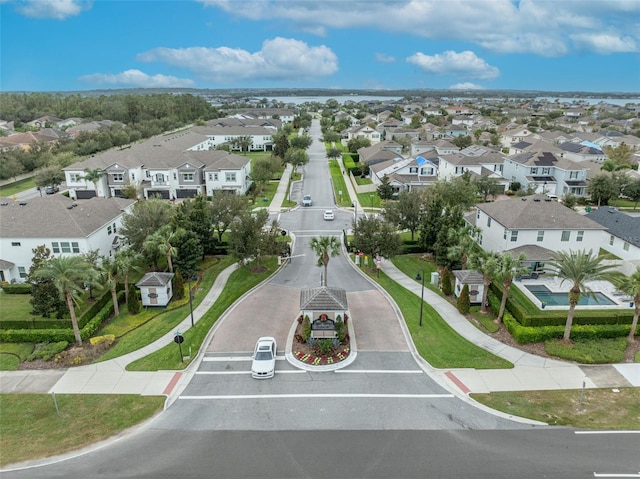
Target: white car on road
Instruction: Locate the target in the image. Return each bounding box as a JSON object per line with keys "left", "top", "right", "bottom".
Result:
{"left": 302, "top": 195, "right": 312, "bottom": 206}
{"left": 323, "top": 209, "right": 334, "bottom": 220}
{"left": 251, "top": 337, "right": 277, "bottom": 379}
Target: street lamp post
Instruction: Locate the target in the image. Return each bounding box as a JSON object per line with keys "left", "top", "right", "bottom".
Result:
{"left": 415, "top": 269, "right": 425, "bottom": 327}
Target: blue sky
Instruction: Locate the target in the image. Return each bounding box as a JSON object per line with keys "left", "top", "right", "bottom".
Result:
{"left": 1, "top": 0, "right": 639, "bottom": 93}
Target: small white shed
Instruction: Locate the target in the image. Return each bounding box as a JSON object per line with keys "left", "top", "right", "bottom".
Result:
{"left": 452, "top": 270, "right": 485, "bottom": 305}
{"left": 136, "top": 272, "right": 174, "bottom": 307}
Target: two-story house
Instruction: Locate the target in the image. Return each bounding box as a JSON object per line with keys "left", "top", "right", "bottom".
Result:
{"left": 585, "top": 207, "right": 640, "bottom": 273}
{"left": 502, "top": 149, "right": 591, "bottom": 197}
{"left": 369, "top": 156, "right": 439, "bottom": 194}
{"left": 437, "top": 145, "right": 508, "bottom": 190}
{"left": 467, "top": 195, "right": 606, "bottom": 266}
{"left": 0, "top": 196, "right": 135, "bottom": 284}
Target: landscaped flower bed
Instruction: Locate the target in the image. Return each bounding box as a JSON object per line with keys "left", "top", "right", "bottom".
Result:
{"left": 293, "top": 347, "right": 350, "bottom": 366}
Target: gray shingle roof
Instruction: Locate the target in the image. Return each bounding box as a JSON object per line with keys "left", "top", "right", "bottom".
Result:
{"left": 0, "top": 196, "right": 135, "bottom": 239}
{"left": 477, "top": 195, "right": 606, "bottom": 230}
{"left": 136, "top": 272, "right": 174, "bottom": 287}
{"left": 585, "top": 207, "right": 640, "bottom": 248}
{"left": 300, "top": 287, "right": 348, "bottom": 310}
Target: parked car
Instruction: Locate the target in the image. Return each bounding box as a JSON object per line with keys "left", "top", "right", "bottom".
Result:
{"left": 323, "top": 209, "right": 334, "bottom": 220}
{"left": 251, "top": 337, "right": 277, "bottom": 379}
{"left": 45, "top": 186, "right": 59, "bottom": 194}
{"left": 302, "top": 195, "right": 312, "bottom": 206}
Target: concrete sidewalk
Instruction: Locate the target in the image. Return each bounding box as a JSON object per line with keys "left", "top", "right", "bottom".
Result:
{"left": 379, "top": 260, "right": 640, "bottom": 393}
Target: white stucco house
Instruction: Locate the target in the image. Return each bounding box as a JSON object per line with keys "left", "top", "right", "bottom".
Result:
{"left": 467, "top": 195, "right": 607, "bottom": 267}
{"left": 0, "top": 196, "right": 135, "bottom": 284}
{"left": 585, "top": 206, "right": 640, "bottom": 274}
{"left": 64, "top": 129, "right": 252, "bottom": 200}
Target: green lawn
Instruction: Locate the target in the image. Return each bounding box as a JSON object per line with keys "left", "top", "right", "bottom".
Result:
{"left": 367, "top": 266, "right": 512, "bottom": 369}
{"left": 127, "top": 257, "right": 276, "bottom": 371}
{"left": 0, "top": 394, "right": 164, "bottom": 467}
{"left": 0, "top": 290, "right": 34, "bottom": 319}
{"left": 96, "top": 256, "right": 235, "bottom": 363}
{"left": 0, "top": 178, "right": 36, "bottom": 197}
{"left": 328, "top": 159, "right": 353, "bottom": 207}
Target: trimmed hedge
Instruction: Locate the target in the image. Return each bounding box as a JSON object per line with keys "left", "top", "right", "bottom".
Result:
{"left": 1, "top": 284, "right": 32, "bottom": 294}
{"left": 503, "top": 312, "right": 631, "bottom": 344}
{"left": 0, "top": 291, "right": 123, "bottom": 343}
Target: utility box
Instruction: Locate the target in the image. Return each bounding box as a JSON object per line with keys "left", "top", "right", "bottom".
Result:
{"left": 430, "top": 272, "right": 439, "bottom": 286}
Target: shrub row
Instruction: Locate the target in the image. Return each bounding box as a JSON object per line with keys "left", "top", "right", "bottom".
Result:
{"left": 0, "top": 284, "right": 123, "bottom": 330}
{"left": 0, "top": 292, "right": 122, "bottom": 343}
{"left": 503, "top": 312, "right": 631, "bottom": 344}
{"left": 1, "top": 283, "right": 32, "bottom": 294}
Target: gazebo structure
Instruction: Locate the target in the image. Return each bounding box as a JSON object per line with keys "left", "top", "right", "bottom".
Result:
{"left": 136, "top": 272, "right": 174, "bottom": 307}
{"left": 299, "top": 286, "right": 348, "bottom": 340}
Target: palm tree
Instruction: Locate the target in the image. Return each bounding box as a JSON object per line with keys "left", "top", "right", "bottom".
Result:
{"left": 546, "top": 249, "right": 619, "bottom": 342}
{"left": 99, "top": 256, "right": 120, "bottom": 317}
{"left": 115, "top": 249, "right": 142, "bottom": 305}
{"left": 310, "top": 236, "right": 341, "bottom": 287}
{"left": 83, "top": 168, "right": 105, "bottom": 197}
{"left": 492, "top": 252, "right": 528, "bottom": 324}
{"left": 33, "top": 256, "right": 98, "bottom": 346}
{"left": 144, "top": 226, "right": 180, "bottom": 273}
{"left": 467, "top": 250, "right": 499, "bottom": 314}
{"left": 446, "top": 225, "right": 480, "bottom": 270}
{"left": 611, "top": 266, "right": 640, "bottom": 343}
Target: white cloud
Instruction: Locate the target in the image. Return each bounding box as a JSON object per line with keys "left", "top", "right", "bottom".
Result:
{"left": 407, "top": 50, "right": 499, "bottom": 80}
{"left": 79, "top": 70, "right": 195, "bottom": 88}
{"left": 198, "top": 0, "right": 640, "bottom": 56}
{"left": 450, "top": 82, "right": 484, "bottom": 90}
{"left": 137, "top": 37, "right": 338, "bottom": 83}
{"left": 375, "top": 53, "right": 396, "bottom": 64}
{"left": 16, "top": 0, "right": 90, "bottom": 19}
{"left": 570, "top": 33, "right": 638, "bottom": 54}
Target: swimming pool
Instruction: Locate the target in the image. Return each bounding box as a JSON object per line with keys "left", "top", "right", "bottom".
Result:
{"left": 525, "top": 284, "right": 617, "bottom": 306}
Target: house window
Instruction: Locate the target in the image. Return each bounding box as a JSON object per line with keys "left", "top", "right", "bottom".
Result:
{"left": 530, "top": 167, "right": 538, "bottom": 174}
{"left": 11, "top": 242, "right": 20, "bottom": 247}
{"left": 72, "top": 242, "right": 79, "bottom": 253}
{"left": 18, "top": 267, "right": 27, "bottom": 279}
{"left": 70, "top": 173, "right": 81, "bottom": 182}
{"left": 510, "top": 230, "right": 518, "bottom": 242}
{"left": 182, "top": 173, "right": 194, "bottom": 182}
{"left": 409, "top": 167, "right": 418, "bottom": 173}
{"left": 487, "top": 217, "right": 491, "bottom": 227}
{"left": 52, "top": 242, "right": 60, "bottom": 253}
{"left": 225, "top": 172, "right": 237, "bottom": 182}
{"left": 113, "top": 223, "right": 116, "bottom": 233}
{"left": 146, "top": 170, "right": 151, "bottom": 178}
{"left": 61, "top": 242, "right": 71, "bottom": 253}
{"left": 173, "top": 173, "right": 177, "bottom": 180}
{"left": 542, "top": 168, "right": 550, "bottom": 175}
{"left": 213, "top": 173, "right": 219, "bottom": 181}
{"left": 577, "top": 231, "right": 584, "bottom": 242}
{"left": 503, "top": 229, "right": 507, "bottom": 240}
{"left": 112, "top": 173, "right": 124, "bottom": 182}
{"left": 476, "top": 210, "right": 480, "bottom": 219}
{"left": 478, "top": 234, "right": 483, "bottom": 245}
{"left": 108, "top": 225, "right": 112, "bottom": 235}
{"left": 609, "top": 235, "right": 614, "bottom": 246}
{"left": 131, "top": 173, "right": 135, "bottom": 180}
{"left": 624, "top": 242, "right": 630, "bottom": 251}
{"left": 537, "top": 231, "right": 544, "bottom": 242}
{"left": 155, "top": 174, "right": 165, "bottom": 183}
{"left": 561, "top": 231, "right": 570, "bottom": 242}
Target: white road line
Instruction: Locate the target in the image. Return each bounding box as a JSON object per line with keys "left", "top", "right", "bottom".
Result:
{"left": 593, "top": 473, "right": 640, "bottom": 477}
{"left": 334, "top": 370, "right": 423, "bottom": 374}
{"left": 179, "top": 393, "right": 454, "bottom": 400}
{"left": 195, "top": 370, "right": 306, "bottom": 375}
{"left": 575, "top": 431, "right": 640, "bottom": 434}
{"left": 202, "top": 356, "right": 287, "bottom": 362}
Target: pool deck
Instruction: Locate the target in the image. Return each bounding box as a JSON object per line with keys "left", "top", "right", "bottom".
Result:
{"left": 514, "top": 275, "right": 634, "bottom": 311}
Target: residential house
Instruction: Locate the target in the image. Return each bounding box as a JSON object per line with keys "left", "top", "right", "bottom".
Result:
{"left": 502, "top": 148, "right": 592, "bottom": 197}
{"left": 443, "top": 125, "right": 469, "bottom": 138}
{"left": 369, "top": 155, "right": 439, "bottom": 195}
{"left": 232, "top": 108, "right": 295, "bottom": 124}
{"left": 0, "top": 196, "right": 135, "bottom": 284}
{"left": 189, "top": 124, "right": 275, "bottom": 152}
{"left": 585, "top": 207, "right": 640, "bottom": 272}
{"left": 557, "top": 141, "right": 607, "bottom": 163}
{"left": 27, "top": 116, "right": 63, "bottom": 129}
{"left": 437, "top": 145, "right": 508, "bottom": 190}
{"left": 63, "top": 129, "right": 252, "bottom": 200}
{"left": 65, "top": 120, "right": 123, "bottom": 139}
{"left": 342, "top": 124, "right": 381, "bottom": 144}
{"left": 0, "top": 131, "right": 59, "bottom": 152}
{"left": 500, "top": 127, "right": 533, "bottom": 149}
{"left": 467, "top": 195, "right": 606, "bottom": 266}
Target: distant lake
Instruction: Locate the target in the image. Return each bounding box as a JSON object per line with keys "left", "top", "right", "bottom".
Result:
{"left": 264, "top": 94, "right": 639, "bottom": 106}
